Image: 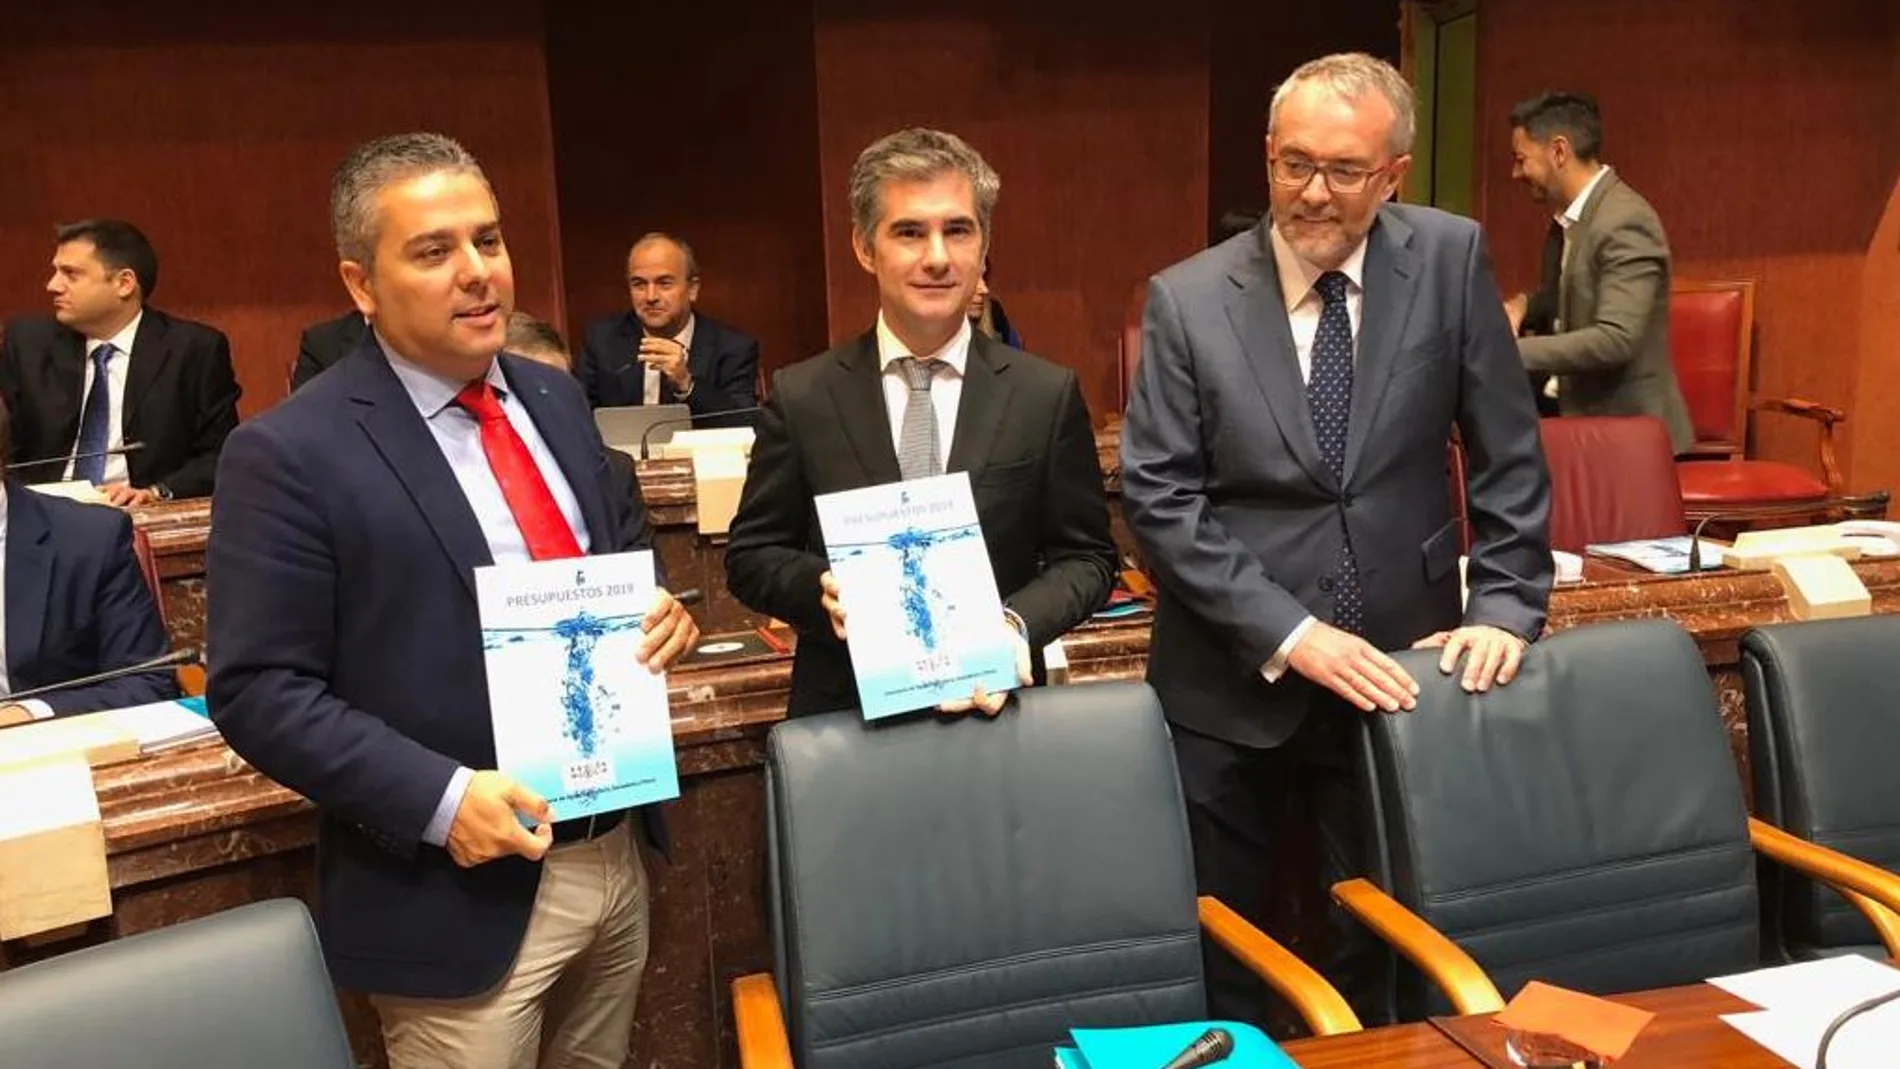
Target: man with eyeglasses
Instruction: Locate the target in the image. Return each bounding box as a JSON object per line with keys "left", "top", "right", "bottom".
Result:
{"left": 574, "top": 232, "right": 760, "bottom": 427}
{"left": 1502, "top": 92, "right": 1692, "bottom": 453}
{"left": 1121, "top": 52, "right": 1552, "bottom": 1024}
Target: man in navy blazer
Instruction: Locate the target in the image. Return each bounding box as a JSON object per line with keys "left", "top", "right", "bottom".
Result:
{"left": 575, "top": 232, "right": 759, "bottom": 427}
{"left": 0, "top": 398, "right": 176, "bottom": 725}
{"left": 1122, "top": 54, "right": 1552, "bottom": 1023}
{"left": 208, "top": 134, "right": 698, "bottom": 1069}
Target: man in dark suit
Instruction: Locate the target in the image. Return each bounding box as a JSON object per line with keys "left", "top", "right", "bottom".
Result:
{"left": 0, "top": 401, "right": 175, "bottom": 726}
{"left": 726, "top": 128, "right": 1116, "bottom": 717}
{"left": 0, "top": 220, "right": 241, "bottom": 506}
{"left": 207, "top": 133, "right": 698, "bottom": 1069}
{"left": 290, "top": 308, "right": 367, "bottom": 390}
{"left": 1121, "top": 53, "right": 1553, "bottom": 1023}
{"left": 1503, "top": 92, "right": 1694, "bottom": 452}
{"left": 574, "top": 233, "right": 759, "bottom": 427}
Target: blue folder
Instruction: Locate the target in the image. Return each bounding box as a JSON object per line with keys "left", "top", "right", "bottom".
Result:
{"left": 1058, "top": 1021, "right": 1295, "bottom": 1068}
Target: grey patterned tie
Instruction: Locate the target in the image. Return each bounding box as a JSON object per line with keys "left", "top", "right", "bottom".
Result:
{"left": 896, "top": 357, "right": 946, "bottom": 480}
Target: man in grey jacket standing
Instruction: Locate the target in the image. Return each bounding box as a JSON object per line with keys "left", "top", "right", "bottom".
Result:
{"left": 1505, "top": 92, "right": 1694, "bottom": 453}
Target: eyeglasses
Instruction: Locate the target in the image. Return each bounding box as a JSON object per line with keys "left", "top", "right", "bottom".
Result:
{"left": 1269, "top": 156, "right": 1390, "bottom": 194}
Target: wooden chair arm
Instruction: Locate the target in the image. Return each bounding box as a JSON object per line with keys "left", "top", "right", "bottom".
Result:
{"left": 1197, "top": 896, "right": 1361, "bottom": 1036}
{"left": 1753, "top": 396, "right": 1846, "bottom": 425}
{"left": 731, "top": 972, "right": 794, "bottom": 1069}
{"left": 1331, "top": 878, "right": 1505, "bottom": 1015}
{"left": 1750, "top": 818, "right": 1900, "bottom": 957}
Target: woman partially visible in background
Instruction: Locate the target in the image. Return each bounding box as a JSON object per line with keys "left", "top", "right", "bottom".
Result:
{"left": 968, "top": 259, "right": 1023, "bottom": 348}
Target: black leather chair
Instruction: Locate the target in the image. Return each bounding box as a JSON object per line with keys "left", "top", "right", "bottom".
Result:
{"left": 1743, "top": 616, "right": 1900, "bottom": 962}
{"left": 1329, "top": 620, "right": 1900, "bottom": 1021}
{"left": 731, "top": 681, "right": 1358, "bottom": 1069}
{"left": 0, "top": 898, "right": 354, "bottom": 1069}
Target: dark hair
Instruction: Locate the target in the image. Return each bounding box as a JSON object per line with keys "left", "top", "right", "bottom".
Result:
{"left": 0, "top": 393, "right": 12, "bottom": 470}
{"left": 504, "top": 311, "right": 569, "bottom": 363}
{"left": 1509, "top": 92, "right": 1603, "bottom": 161}
{"left": 55, "top": 219, "right": 159, "bottom": 299}
{"left": 1215, "top": 208, "right": 1265, "bottom": 242}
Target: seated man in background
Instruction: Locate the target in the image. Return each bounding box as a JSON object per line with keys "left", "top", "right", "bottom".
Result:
{"left": 504, "top": 311, "right": 648, "bottom": 528}
{"left": 1504, "top": 92, "right": 1692, "bottom": 451}
{"left": 0, "top": 219, "right": 242, "bottom": 505}
{"left": 0, "top": 397, "right": 178, "bottom": 725}
{"left": 290, "top": 307, "right": 368, "bottom": 390}
{"left": 575, "top": 232, "right": 759, "bottom": 426}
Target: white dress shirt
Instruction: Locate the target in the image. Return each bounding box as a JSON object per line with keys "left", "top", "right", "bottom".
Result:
{"left": 876, "top": 311, "right": 973, "bottom": 473}
{"left": 643, "top": 314, "right": 696, "bottom": 405}
{"left": 65, "top": 310, "right": 141, "bottom": 484}
{"left": 380, "top": 338, "right": 593, "bottom": 845}
{"left": 1259, "top": 224, "right": 1371, "bottom": 682}
{"left": 0, "top": 486, "right": 59, "bottom": 721}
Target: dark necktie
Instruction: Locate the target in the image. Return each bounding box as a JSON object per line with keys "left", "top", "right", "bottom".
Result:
{"left": 1307, "top": 271, "right": 1364, "bottom": 635}
{"left": 74, "top": 343, "right": 116, "bottom": 484}
{"left": 453, "top": 382, "right": 583, "bottom": 560}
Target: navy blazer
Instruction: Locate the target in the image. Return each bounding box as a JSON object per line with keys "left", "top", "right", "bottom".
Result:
{"left": 576, "top": 311, "right": 759, "bottom": 425}
{"left": 4, "top": 480, "right": 175, "bottom": 714}
{"left": 1122, "top": 207, "right": 1554, "bottom": 749}
{"left": 206, "top": 340, "right": 664, "bottom": 999}
{"left": 0, "top": 310, "right": 242, "bottom": 498}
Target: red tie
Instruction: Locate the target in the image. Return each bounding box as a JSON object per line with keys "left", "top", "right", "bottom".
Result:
{"left": 453, "top": 382, "right": 583, "bottom": 560}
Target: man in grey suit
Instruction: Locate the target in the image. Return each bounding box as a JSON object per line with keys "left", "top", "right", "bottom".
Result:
{"left": 1122, "top": 53, "right": 1553, "bottom": 1023}
{"left": 1504, "top": 92, "right": 1694, "bottom": 452}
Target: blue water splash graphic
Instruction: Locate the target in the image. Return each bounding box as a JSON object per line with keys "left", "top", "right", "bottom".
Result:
{"left": 483, "top": 610, "right": 645, "bottom": 757}
{"left": 832, "top": 523, "right": 980, "bottom": 652}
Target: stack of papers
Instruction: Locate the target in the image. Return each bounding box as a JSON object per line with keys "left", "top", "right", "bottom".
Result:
{"left": 108, "top": 696, "right": 219, "bottom": 754}
{"left": 1053, "top": 1021, "right": 1294, "bottom": 1068}
{"left": 1713, "top": 956, "right": 1900, "bottom": 1069}
{"left": 1584, "top": 535, "right": 1724, "bottom": 574}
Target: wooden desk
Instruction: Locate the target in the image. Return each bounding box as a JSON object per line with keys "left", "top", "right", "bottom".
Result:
{"left": 1283, "top": 982, "right": 1778, "bottom": 1068}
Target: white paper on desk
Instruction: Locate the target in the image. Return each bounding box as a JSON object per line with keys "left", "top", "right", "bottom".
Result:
{"left": 1713, "top": 957, "right": 1900, "bottom": 1069}
{"left": 102, "top": 698, "right": 218, "bottom": 754}
{"left": 1711, "top": 955, "right": 1900, "bottom": 1015}
{"left": 0, "top": 758, "right": 100, "bottom": 838}
{"left": 1722, "top": 1000, "right": 1900, "bottom": 1069}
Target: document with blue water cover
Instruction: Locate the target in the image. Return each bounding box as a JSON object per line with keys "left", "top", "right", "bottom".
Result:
{"left": 476, "top": 551, "right": 678, "bottom": 821}
{"left": 815, "top": 473, "right": 1018, "bottom": 720}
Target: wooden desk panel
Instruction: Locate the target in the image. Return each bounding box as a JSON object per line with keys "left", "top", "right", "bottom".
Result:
{"left": 1284, "top": 982, "right": 1781, "bottom": 1068}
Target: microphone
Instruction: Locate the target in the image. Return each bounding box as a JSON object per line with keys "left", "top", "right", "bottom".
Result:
{"left": 0, "top": 646, "right": 200, "bottom": 707}
{"left": 1158, "top": 1027, "right": 1234, "bottom": 1069}
{"left": 1684, "top": 500, "right": 1867, "bottom": 572}
{"left": 638, "top": 407, "right": 764, "bottom": 460}
{"left": 8, "top": 440, "right": 146, "bottom": 473}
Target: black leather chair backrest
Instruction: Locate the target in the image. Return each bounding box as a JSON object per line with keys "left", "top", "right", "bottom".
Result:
{"left": 1363, "top": 620, "right": 1760, "bottom": 1017}
{"left": 766, "top": 682, "right": 1205, "bottom": 1069}
{"left": 0, "top": 898, "right": 354, "bottom": 1069}
{"left": 1742, "top": 616, "right": 1900, "bottom": 958}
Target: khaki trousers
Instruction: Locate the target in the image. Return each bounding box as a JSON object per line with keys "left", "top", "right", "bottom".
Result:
{"left": 372, "top": 822, "right": 648, "bottom": 1069}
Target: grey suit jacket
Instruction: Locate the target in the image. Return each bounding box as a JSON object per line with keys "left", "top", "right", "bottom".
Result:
{"left": 1122, "top": 207, "right": 1554, "bottom": 748}
{"left": 1518, "top": 170, "right": 1694, "bottom": 452}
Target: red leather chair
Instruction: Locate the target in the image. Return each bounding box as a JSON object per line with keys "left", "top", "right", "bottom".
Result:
{"left": 1670, "top": 279, "right": 1848, "bottom": 524}
{"left": 1539, "top": 416, "right": 1688, "bottom": 554}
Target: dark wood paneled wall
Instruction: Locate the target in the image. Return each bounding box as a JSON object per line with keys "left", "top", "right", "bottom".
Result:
{"left": 1473, "top": 0, "right": 1900, "bottom": 489}
{"left": 544, "top": 5, "right": 831, "bottom": 386}
{"left": 0, "top": 2, "right": 566, "bottom": 418}
{"left": 810, "top": 0, "right": 1214, "bottom": 424}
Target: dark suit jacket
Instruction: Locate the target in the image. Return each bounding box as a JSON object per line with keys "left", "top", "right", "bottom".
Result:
{"left": 0, "top": 311, "right": 241, "bottom": 498}
{"left": 5, "top": 479, "right": 176, "bottom": 714}
{"left": 1518, "top": 171, "right": 1694, "bottom": 452}
{"left": 206, "top": 340, "right": 663, "bottom": 999}
{"left": 576, "top": 311, "right": 758, "bottom": 425}
{"left": 725, "top": 330, "right": 1117, "bottom": 717}
{"left": 1122, "top": 208, "right": 1554, "bottom": 749}
{"left": 290, "top": 309, "right": 367, "bottom": 391}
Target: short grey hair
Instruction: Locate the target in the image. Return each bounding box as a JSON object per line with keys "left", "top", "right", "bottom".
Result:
{"left": 330, "top": 132, "right": 490, "bottom": 266}
{"left": 629, "top": 232, "right": 699, "bottom": 281}
{"left": 848, "top": 128, "right": 1000, "bottom": 243}
{"left": 1269, "top": 53, "right": 1417, "bottom": 158}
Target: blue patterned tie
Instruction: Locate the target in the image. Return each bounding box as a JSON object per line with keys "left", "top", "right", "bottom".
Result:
{"left": 1308, "top": 272, "right": 1364, "bottom": 634}
{"left": 74, "top": 343, "right": 115, "bottom": 484}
